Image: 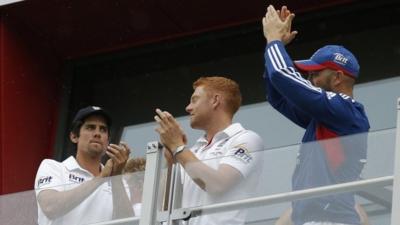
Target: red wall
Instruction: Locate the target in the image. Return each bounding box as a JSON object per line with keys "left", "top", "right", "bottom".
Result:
{"left": 0, "top": 13, "right": 61, "bottom": 194}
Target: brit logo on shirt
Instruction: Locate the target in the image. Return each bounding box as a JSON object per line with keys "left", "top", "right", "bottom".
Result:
{"left": 69, "top": 174, "right": 85, "bottom": 183}
{"left": 233, "top": 145, "right": 253, "bottom": 164}
{"left": 38, "top": 176, "right": 53, "bottom": 188}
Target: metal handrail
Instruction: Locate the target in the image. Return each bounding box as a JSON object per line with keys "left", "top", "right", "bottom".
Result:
{"left": 89, "top": 216, "right": 140, "bottom": 225}
{"left": 88, "top": 176, "right": 393, "bottom": 225}
{"left": 169, "top": 176, "right": 393, "bottom": 221}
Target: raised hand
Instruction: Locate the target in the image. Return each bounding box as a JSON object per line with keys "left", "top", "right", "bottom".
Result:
{"left": 262, "top": 5, "right": 297, "bottom": 45}
{"left": 103, "top": 142, "right": 131, "bottom": 176}
{"left": 277, "top": 6, "right": 298, "bottom": 45}
{"left": 101, "top": 159, "right": 114, "bottom": 177}
{"left": 154, "top": 108, "right": 186, "bottom": 153}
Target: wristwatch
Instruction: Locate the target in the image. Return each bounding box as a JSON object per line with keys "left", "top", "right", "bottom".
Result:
{"left": 173, "top": 145, "right": 186, "bottom": 160}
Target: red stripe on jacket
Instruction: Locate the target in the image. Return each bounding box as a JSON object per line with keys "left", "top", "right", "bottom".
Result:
{"left": 316, "top": 124, "right": 344, "bottom": 172}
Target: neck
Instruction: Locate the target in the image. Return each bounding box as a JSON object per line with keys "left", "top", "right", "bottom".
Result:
{"left": 336, "top": 86, "right": 353, "bottom": 98}
{"left": 76, "top": 152, "right": 102, "bottom": 176}
{"left": 204, "top": 113, "right": 232, "bottom": 142}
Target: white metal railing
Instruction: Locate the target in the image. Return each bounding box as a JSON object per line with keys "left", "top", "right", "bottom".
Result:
{"left": 390, "top": 97, "right": 400, "bottom": 225}
{"left": 88, "top": 98, "right": 400, "bottom": 225}
{"left": 89, "top": 217, "right": 139, "bottom": 225}
{"left": 167, "top": 176, "right": 393, "bottom": 222}
{"left": 139, "top": 142, "right": 164, "bottom": 225}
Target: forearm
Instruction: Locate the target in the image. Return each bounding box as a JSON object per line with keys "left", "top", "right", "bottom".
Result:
{"left": 111, "top": 176, "right": 134, "bottom": 219}
{"left": 37, "top": 177, "right": 105, "bottom": 219}
{"left": 265, "top": 41, "right": 331, "bottom": 120}
{"left": 154, "top": 109, "right": 240, "bottom": 194}
{"left": 264, "top": 43, "right": 299, "bottom": 111}
{"left": 264, "top": 71, "right": 285, "bottom": 108}
{"left": 176, "top": 151, "right": 238, "bottom": 194}
{"left": 264, "top": 48, "right": 312, "bottom": 127}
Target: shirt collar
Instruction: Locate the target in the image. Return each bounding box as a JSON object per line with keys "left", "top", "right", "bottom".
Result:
{"left": 195, "top": 123, "right": 245, "bottom": 145}
{"left": 220, "top": 123, "right": 244, "bottom": 138}
{"left": 63, "top": 156, "right": 82, "bottom": 171}
{"left": 63, "top": 156, "right": 104, "bottom": 175}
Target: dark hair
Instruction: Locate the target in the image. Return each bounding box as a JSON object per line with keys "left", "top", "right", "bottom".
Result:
{"left": 70, "top": 113, "right": 111, "bottom": 137}
{"left": 68, "top": 119, "right": 83, "bottom": 156}
{"left": 70, "top": 120, "right": 84, "bottom": 137}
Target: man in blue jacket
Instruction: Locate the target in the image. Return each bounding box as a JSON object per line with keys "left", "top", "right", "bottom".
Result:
{"left": 262, "top": 5, "right": 370, "bottom": 225}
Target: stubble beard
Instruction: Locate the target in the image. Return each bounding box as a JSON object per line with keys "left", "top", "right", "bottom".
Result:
{"left": 87, "top": 143, "right": 106, "bottom": 158}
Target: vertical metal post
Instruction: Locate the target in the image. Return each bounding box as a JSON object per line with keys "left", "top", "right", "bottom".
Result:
{"left": 139, "top": 142, "right": 163, "bottom": 225}
{"left": 168, "top": 165, "right": 183, "bottom": 225}
{"left": 391, "top": 98, "right": 400, "bottom": 225}
{"left": 164, "top": 165, "right": 177, "bottom": 225}
{"left": 155, "top": 161, "right": 184, "bottom": 224}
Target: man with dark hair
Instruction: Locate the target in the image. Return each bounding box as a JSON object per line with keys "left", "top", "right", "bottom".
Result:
{"left": 262, "top": 5, "right": 370, "bottom": 225}
{"left": 155, "top": 76, "right": 264, "bottom": 225}
{"left": 34, "top": 106, "right": 133, "bottom": 225}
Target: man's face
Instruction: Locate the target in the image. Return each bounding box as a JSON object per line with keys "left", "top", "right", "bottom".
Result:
{"left": 307, "top": 69, "right": 336, "bottom": 91}
{"left": 185, "top": 86, "right": 213, "bottom": 129}
{"left": 72, "top": 115, "right": 109, "bottom": 157}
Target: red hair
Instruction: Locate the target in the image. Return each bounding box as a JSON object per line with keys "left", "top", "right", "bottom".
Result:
{"left": 193, "top": 76, "right": 242, "bottom": 115}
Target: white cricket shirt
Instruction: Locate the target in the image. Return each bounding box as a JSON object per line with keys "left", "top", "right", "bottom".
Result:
{"left": 180, "top": 123, "right": 264, "bottom": 225}
{"left": 34, "top": 156, "right": 114, "bottom": 225}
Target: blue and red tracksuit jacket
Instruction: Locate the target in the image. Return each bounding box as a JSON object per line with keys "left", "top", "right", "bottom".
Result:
{"left": 264, "top": 41, "right": 370, "bottom": 225}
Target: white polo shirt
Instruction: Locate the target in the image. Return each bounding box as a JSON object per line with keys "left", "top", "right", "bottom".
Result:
{"left": 34, "top": 156, "right": 114, "bottom": 225}
{"left": 180, "top": 123, "right": 264, "bottom": 225}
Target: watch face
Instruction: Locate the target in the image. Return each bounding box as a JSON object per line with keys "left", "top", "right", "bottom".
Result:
{"left": 174, "top": 145, "right": 186, "bottom": 158}
{"left": 175, "top": 145, "right": 185, "bottom": 153}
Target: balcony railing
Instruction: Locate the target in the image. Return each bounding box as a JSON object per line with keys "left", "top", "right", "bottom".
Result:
{"left": 1, "top": 98, "right": 399, "bottom": 225}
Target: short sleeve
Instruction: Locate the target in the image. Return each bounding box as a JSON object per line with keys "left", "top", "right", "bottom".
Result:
{"left": 220, "top": 130, "right": 264, "bottom": 178}
{"left": 34, "top": 159, "right": 65, "bottom": 194}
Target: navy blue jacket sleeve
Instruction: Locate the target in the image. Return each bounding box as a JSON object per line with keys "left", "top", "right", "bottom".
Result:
{"left": 264, "top": 71, "right": 311, "bottom": 129}
{"left": 264, "top": 41, "right": 363, "bottom": 131}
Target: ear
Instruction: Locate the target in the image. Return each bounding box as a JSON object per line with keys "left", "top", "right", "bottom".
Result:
{"left": 70, "top": 132, "right": 79, "bottom": 143}
{"left": 333, "top": 70, "right": 344, "bottom": 86}
{"left": 211, "top": 94, "right": 221, "bottom": 109}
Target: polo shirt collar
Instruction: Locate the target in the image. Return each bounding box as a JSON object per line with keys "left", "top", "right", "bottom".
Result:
{"left": 221, "top": 123, "right": 244, "bottom": 138}
{"left": 64, "top": 156, "right": 82, "bottom": 171}
{"left": 63, "top": 156, "right": 104, "bottom": 176}
{"left": 195, "top": 123, "right": 244, "bottom": 145}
